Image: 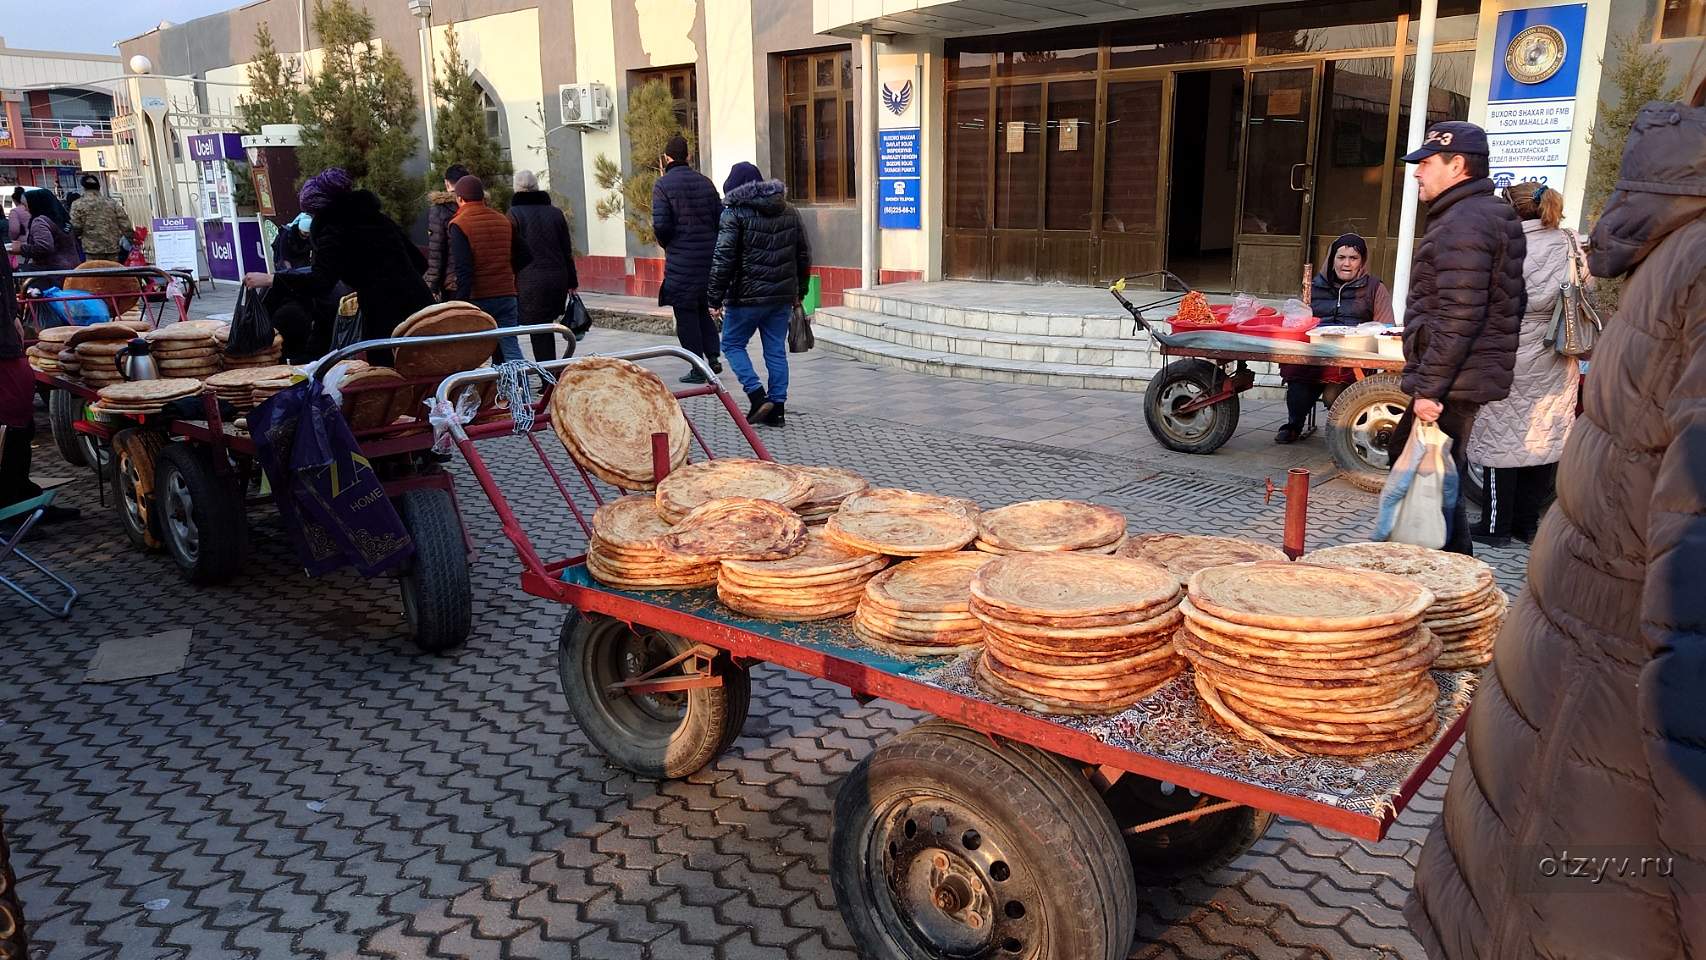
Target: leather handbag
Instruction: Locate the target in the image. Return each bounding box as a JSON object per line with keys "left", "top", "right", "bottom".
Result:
{"left": 1547, "top": 230, "right": 1602, "bottom": 357}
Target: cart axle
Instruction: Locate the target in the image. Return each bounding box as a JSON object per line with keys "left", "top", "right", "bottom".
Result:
{"left": 606, "top": 642, "right": 725, "bottom": 696}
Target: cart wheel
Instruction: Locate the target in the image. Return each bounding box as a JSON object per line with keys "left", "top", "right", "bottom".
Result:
{"left": 397, "top": 488, "right": 472, "bottom": 654}
{"left": 1327, "top": 373, "right": 1409, "bottom": 492}
{"left": 1461, "top": 461, "right": 1486, "bottom": 509}
{"left": 831, "top": 721, "right": 1136, "bottom": 960}
{"left": 154, "top": 443, "right": 247, "bottom": 584}
{"left": 1099, "top": 774, "right": 1274, "bottom": 880}
{"left": 1143, "top": 359, "right": 1239, "bottom": 455}
{"left": 558, "top": 611, "right": 751, "bottom": 779}
{"left": 110, "top": 429, "right": 165, "bottom": 550}
{"left": 48, "top": 390, "right": 87, "bottom": 468}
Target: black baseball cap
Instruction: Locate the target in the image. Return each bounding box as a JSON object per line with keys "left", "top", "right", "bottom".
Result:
{"left": 1403, "top": 121, "right": 1489, "bottom": 162}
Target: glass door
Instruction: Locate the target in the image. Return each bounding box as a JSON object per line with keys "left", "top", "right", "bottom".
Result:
{"left": 1234, "top": 66, "right": 1320, "bottom": 297}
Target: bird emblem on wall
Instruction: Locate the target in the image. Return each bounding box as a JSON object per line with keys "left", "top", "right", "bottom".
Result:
{"left": 882, "top": 80, "right": 913, "bottom": 117}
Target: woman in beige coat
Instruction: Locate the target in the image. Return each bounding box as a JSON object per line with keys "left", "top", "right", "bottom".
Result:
{"left": 1465, "top": 180, "right": 1576, "bottom": 545}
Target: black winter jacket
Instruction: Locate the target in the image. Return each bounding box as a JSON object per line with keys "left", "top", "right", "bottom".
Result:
{"left": 706, "top": 180, "right": 811, "bottom": 309}
{"left": 1400, "top": 177, "right": 1526, "bottom": 404}
{"left": 508, "top": 190, "right": 578, "bottom": 327}
{"left": 651, "top": 161, "right": 721, "bottom": 307}
{"left": 423, "top": 191, "right": 458, "bottom": 298}
{"left": 278, "top": 189, "right": 432, "bottom": 344}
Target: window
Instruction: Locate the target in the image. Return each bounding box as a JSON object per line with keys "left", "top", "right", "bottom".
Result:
{"left": 473, "top": 74, "right": 508, "bottom": 153}
{"left": 630, "top": 65, "right": 699, "bottom": 151}
{"left": 781, "top": 49, "right": 856, "bottom": 204}
{"left": 1659, "top": 0, "right": 1706, "bottom": 38}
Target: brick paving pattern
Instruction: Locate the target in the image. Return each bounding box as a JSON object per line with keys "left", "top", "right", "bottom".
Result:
{"left": 0, "top": 325, "right": 1533, "bottom": 958}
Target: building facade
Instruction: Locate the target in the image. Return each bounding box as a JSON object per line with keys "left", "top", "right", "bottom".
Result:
{"left": 0, "top": 38, "right": 120, "bottom": 198}
{"left": 116, "top": 0, "right": 1705, "bottom": 302}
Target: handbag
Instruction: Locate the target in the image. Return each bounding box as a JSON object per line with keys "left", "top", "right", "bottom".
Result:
{"left": 565, "top": 291, "right": 593, "bottom": 338}
{"left": 1547, "top": 229, "right": 1602, "bottom": 357}
{"left": 329, "top": 292, "right": 364, "bottom": 353}
{"left": 788, "top": 303, "right": 815, "bottom": 353}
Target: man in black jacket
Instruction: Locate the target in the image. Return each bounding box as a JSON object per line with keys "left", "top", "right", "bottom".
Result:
{"left": 707, "top": 162, "right": 811, "bottom": 427}
{"left": 1392, "top": 121, "right": 1526, "bottom": 554}
{"left": 424, "top": 163, "right": 468, "bottom": 300}
{"left": 651, "top": 135, "right": 723, "bottom": 384}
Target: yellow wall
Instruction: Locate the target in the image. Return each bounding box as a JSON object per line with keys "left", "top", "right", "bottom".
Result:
{"left": 430, "top": 10, "right": 548, "bottom": 189}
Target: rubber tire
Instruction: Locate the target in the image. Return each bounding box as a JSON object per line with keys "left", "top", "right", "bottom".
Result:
{"left": 153, "top": 443, "right": 247, "bottom": 584}
{"left": 1100, "top": 775, "right": 1275, "bottom": 881}
{"left": 48, "top": 389, "right": 88, "bottom": 468}
{"left": 558, "top": 611, "right": 751, "bottom": 779}
{"left": 397, "top": 488, "right": 473, "bottom": 654}
{"left": 1461, "top": 462, "right": 1486, "bottom": 509}
{"left": 1143, "top": 358, "right": 1240, "bottom": 455}
{"left": 110, "top": 428, "right": 161, "bottom": 551}
{"left": 830, "top": 721, "right": 1137, "bottom": 960}
{"left": 1326, "top": 373, "right": 1411, "bottom": 493}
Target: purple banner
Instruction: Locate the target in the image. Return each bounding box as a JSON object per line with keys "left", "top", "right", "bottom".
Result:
{"left": 187, "top": 132, "right": 245, "bottom": 163}
{"left": 203, "top": 219, "right": 267, "bottom": 281}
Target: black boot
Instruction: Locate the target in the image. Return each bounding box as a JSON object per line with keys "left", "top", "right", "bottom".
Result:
{"left": 760, "top": 401, "right": 785, "bottom": 427}
{"left": 745, "top": 389, "right": 767, "bottom": 422}
{"left": 679, "top": 367, "right": 709, "bottom": 385}
{"left": 709, "top": 356, "right": 724, "bottom": 374}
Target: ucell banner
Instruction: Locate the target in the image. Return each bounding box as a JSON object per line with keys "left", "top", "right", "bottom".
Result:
{"left": 203, "top": 220, "right": 267, "bottom": 281}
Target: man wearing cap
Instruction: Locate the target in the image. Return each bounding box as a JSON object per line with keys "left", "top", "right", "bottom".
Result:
{"left": 651, "top": 134, "right": 724, "bottom": 384}
{"left": 67, "top": 174, "right": 131, "bottom": 263}
{"left": 1392, "top": 120, "right": 1526, "bottom": 555}
{"left": 449, "top": 174, "right": 531, "bottom": 363}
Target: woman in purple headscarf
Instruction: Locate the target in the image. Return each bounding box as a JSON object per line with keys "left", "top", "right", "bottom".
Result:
{"left": 243, "top": 168, "right": 432, "bottom": 360}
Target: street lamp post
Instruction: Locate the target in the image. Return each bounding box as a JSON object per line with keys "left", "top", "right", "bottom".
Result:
{"left": 408, "top": 0, "right": 435, "bottom": 154}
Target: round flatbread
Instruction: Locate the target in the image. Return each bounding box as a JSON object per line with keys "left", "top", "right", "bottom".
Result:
{"left": 551, "top": 357, "right": 690, "bottom": 490}
{"left": 97, "top": 378, "right": 204, "bottom": 403}
{"left": 792, "top": 465, "right": 871, "bottom": 508}
{"left": 145, "top": 320, "right": 224, "bottom": 342}
{"left": 861, "top": 553, "right": 993, "bottom": 613}
{"left": 67, "top": 323, "right": 136, "bottom": 348}
{"left": 205, "top": 365, "right": 296, "bottom": 388}
{"left": 975, "top": 500, "right": 1127, "bottom": 553}
{"left": 825, "top": 509, "right": 978, "bottom": 557}
{"left": 1188, "top": 561, "right": 1433, "bottom": 631}
{"left": 1118, "top": 533, "right": 1288, "bottom": 579}
{"left": 590, "top": 495, "right": 675, "bottom": 550}
{"left": 658, "top": 497, "right": 807, "bottom": 561}
{"left": 656, "top": 458, "right": 814, "bottom": 522}
{"left": 840, "top": 488, "right": 980, "bottom": 520}
{"left": 1301, "top": 541, "right": 1496, "bottom": 606}
{"left": 971, "top": 553, "right": 1180, "bottom": 619}
{"left": 393, "top": 305, "right": 498, "bottom": 377}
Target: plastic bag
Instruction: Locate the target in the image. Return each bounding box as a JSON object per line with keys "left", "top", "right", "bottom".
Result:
{"left": 329, "top": 292, "right": 364, "bottom": 353}
{"left": 38, "top": 286, "right": 113, "bottom": 326}
{"left": 227, "top": 284, "right": 276, "bottom": 356}
{"left": 1227, "top": 294, "right": 1260, "bottom": 324}
{"left": 1374, "top": 421, "right": 1458, "bottom": 549}
{"left": 1281, "top": 298, "right": 1311, "bottom": 327}
{"left": 788, "top": 303, "right": 815, "bottom": 353}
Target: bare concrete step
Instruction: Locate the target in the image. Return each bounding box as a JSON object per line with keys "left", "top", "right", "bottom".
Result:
{"left": 814, "top": 323, "right": 1160, "bottom": 392}
{"left": 814, "top": 306, "right": 1157, "bottom": 368}
{"left": 842, "top": 288, "right": 1133, "bottom": 339}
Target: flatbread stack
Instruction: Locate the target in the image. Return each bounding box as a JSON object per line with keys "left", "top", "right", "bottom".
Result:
{"left": 143, "top": 321, "right": 225, "bottom": 381}
{"left": 658, "top": 497, "right": 808, "bottom": 563}
{"left": 1300, "top": 541, "right": 1506, "bottom": 670}
{"left": 71, "top": 324, "right": 141, "bottom": 388}
{"left": 1119, "top": 533, "right": 1288, "bottom": 580}
{"left": 205, "top": 364, "right": 295, "bottom": 411}
{"left": 970, "top": 553, "right": 1186, "bottom": 716}
{"left": 392, "top": 301, "right": 498, "bottom": 378}
{"left": 654, "top": 458, "right": 814, "bottom": 523}
{"left": 93, "top": 378, "right": 205, "bottom": 417}
{"left": 26, "top": 326, "right": 77, "bottom": 374}
{"left": 718, "top": 530, "right": 886, "bottom": 621}
{"left": 341, "top": 366, "right": 416, "bottom": 430}
{"left": 854, "top": 552, "right": 994, "bottom": 656}
{"left": 586, "top": 495, "right": 717, "bottom": 589}
{"left": 213, "top": 325, "right": 286, "bottom": 368}
{"left": 790, "top": 465, "right": 871, "bottom": 524}
{"left": 551, "top": 357, "right": 691, "bottom": 490}
{"left": 250, "top": 373, "right": 299, "bottom": 408}
{"left": 825, "top": 488, "right": 980, "bottom": 556}
{"left": 840, "top": 488, "right": 980, "bottom": 521}
{"left": 1178, "top": 561, "right": 1441, "bottom": 758}
{"left": 973, "top": 500, "right": 1127, "bottom": 555}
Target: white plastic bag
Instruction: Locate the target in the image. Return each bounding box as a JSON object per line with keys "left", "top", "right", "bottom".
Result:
{"left": 1374, "top": 421, "right": 1458, "bottom": 549}
{"left": 1227, "top": 294, "right": 1260, "bottom": 324}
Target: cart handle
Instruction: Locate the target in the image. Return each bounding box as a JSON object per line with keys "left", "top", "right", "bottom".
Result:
{"left": 1107, "top": 271, "right": 1190, "bottom": 337}
{"left": 309, "top": 323, "right": 578, "bottom": 388}
{"left": 13, "top": 265, "right": 195, "bottom": 287}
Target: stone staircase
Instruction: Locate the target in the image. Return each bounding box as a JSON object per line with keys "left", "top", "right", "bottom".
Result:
{"left": 813, "top": 280, "right": 1282, "bottom": 395}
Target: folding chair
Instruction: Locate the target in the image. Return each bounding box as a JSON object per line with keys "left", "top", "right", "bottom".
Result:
{"left": 0, "top": 426, "right": 79, "bottom": 618}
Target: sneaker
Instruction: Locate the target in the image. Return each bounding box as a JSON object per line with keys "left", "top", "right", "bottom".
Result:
{"left": 679, "top": 368, "right": 710, "bottom": 385}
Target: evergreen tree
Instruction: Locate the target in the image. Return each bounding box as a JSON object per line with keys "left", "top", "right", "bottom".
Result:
{"left": 236, "top": 23, "right": 304, "bottom": 133}
{"left": 594, "top": 79, "right": 693, "bottom": 245}
{"left": 426, "top": 24, "right": 513, "bottom": 209}
{"left": 1585, "top": 25, "right": 1681, "bottom": 221}
{"left": 296, "top": 0, "right": 420, "bottom": 225}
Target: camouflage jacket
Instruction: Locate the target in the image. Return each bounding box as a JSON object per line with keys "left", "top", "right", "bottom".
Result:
{"left": 69, "top": 194, "right": 132, "bottom": 259}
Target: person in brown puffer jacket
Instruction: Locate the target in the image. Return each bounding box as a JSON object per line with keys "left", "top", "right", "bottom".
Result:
{"left": 1404, "top": 101, "right": 1706, "bottom": 960}
{"left": 423, "top": 163, "right": 467, "bottom": 299}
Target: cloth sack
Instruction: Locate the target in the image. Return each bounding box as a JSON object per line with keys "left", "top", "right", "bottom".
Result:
{"left": 1374, "top": 420, "right": 1457, "bottom": 549}
{"left": 788, "top": 303, "right": 815, "bottom": 353}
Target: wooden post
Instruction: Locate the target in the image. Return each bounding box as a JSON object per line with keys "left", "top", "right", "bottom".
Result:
{"left": 1302, "top": 261, "right": 1313, "bottom": 306}
{"left": 1283, "top": 467, "right": 1311, "bottom": 559}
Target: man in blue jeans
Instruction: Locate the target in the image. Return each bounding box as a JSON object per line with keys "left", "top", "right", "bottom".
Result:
{"left": 706, "top": 162, "right": 811, "bottom": 427}
{"left": 448, "top": 175, "right": 530, "bottom": 362}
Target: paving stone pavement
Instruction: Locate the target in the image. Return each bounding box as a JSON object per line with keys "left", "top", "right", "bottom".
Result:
{"left": 0, "top": 324, "right": 1534, "bottom": 959}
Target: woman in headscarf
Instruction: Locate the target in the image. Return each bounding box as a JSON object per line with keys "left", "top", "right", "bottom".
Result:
{"left": 507, "top": 169, "right": 578, "bottom": 361}
{"left": 242, "top": 169, "right": 432, "bottom": 358}
{"left": 7, "top": 189, "right": 80, "bottom": 287}
{"left": 1274, "top": 233, "right": 1394, "bottom": 443}
{"left": 0, "top": 250, "right": 77, "bottom": 522}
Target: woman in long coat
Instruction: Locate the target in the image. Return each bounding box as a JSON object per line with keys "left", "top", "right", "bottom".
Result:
{"left": 1404, "top": 102, "right": 1706, "bottom": 960}
{"left": 1465, "top": 180, "right": 1576, "bottom": 545}
{"left": 506, "top": 170, "right": 578, "bottom": 361}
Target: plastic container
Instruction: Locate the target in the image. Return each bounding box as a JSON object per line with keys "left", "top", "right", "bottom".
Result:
{"left": 1241, "top": 314, "right": 1320, "bottom": 342}
{"left": 1377, "top": 332, "right": 1405, "bottom": 359}
{"left": 1308, "top": 328, "right": 1379, "bottom": 353}
{"left": 1167, "top": 303, "right": 1279, "bottom": 335}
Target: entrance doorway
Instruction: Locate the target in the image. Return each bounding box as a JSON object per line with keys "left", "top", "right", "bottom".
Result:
{"left": 1166, "top": 69, "right": 1244, "bottom": 292}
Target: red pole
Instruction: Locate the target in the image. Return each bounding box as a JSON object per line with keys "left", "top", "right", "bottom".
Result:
{"left": 1283, "top": 467, "right": 1310, "bottom": 559}
{"left": 651, "top": 431, "right": 672, "bottom": 486}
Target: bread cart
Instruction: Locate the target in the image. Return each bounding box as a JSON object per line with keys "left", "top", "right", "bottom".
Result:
{"left": 435, "top": 345, "right": 1474, "bottom": 960}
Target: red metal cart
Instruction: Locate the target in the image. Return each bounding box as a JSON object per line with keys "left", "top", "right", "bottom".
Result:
{"left": 436, "top": 345, "right": 1473, "bottom": 960}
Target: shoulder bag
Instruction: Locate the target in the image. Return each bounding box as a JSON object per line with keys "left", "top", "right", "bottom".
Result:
{"left": 1546, "top": 229, "right": 1602, "bottom": 357}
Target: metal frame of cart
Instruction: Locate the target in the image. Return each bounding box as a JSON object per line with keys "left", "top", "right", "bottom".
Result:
{"left": 1109, "top": 272, "right": 1412, "bottom": 493}
{"left": 436, "top": 345, "right": 1470, "bottom": 960}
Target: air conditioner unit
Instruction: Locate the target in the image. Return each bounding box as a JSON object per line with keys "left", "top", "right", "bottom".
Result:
{"left": 559, "top": 83, "right": 612, "bottom": 129}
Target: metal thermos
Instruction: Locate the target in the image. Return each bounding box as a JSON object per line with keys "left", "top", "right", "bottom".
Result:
{"left": 114, "top": 338, "right": 160, "bottom": 381}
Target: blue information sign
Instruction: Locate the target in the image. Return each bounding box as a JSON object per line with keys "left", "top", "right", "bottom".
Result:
{"left": 878, "top": 125, "right": 921, "bottom": 229}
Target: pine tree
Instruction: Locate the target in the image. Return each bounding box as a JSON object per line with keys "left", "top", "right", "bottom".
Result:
{"left": 1584, "top": 25, "right": 1681, "bottom": 221}
{"left": 425, "top": 24, "right": 513, "bottom": 209}
{"left": 236, "top": 23, "right": 304, "bottom": 133}
{"left": 296, "top": 0, "right": 421, "bottom": 225}
{"left": 594, "top": 79, "right": 694, "bottom": 245}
